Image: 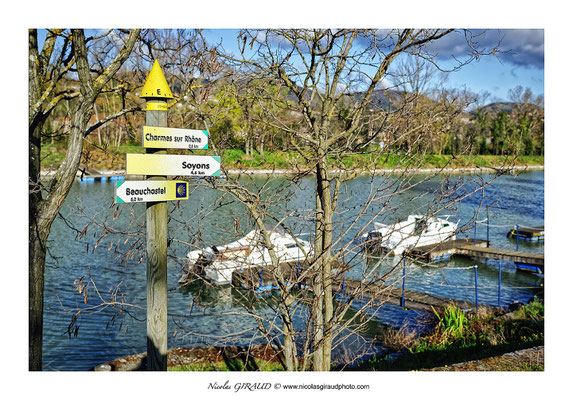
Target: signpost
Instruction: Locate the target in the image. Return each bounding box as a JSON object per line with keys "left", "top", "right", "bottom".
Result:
{"left": 117, "top": 59, "right": 220, "bottom": 370}
{"left": 143, "top": 126, "right": 209, "bottom": 150}
{"left": 115, "top": 180, "right": 189, "bottom": 204}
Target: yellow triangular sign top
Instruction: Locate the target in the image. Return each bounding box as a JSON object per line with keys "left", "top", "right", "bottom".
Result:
{"left": 140, "top": 60, "right": 174, "bottom": 99}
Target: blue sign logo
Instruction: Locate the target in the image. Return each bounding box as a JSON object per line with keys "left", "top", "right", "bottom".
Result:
{"left": 175, "top": 182, "right": 187, "bottom": 198}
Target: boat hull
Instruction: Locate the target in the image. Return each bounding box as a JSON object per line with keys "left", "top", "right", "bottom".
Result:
{"left": 182, "top": 228, "right": 313, "bottom": 285}
{"left": 362, "top": 215, "right": 458, "bottom": 255}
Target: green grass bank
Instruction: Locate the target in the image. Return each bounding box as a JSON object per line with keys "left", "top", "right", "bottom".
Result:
{"left": 41, "top": 143, "right": 544, "bottom": 172}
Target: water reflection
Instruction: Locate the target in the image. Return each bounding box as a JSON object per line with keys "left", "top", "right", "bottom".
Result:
{"left": 42, "top": 170, "right": 544, "bottom": 370}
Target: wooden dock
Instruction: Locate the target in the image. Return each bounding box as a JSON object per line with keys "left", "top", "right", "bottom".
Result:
{"left": 408, "top": 238, "right": 544, "bottom": 272}
{"left": 455, "top": 245, "right": 544, "bottom": 267}
{"left": 78, "top": 166, "right": 125, "bottom": 182}
{"left": 408, "top": 239, "right": 488, "bottom": 263}
{"left": 231, "top": 262, "right": 495, "bottom": 314}
{"left": 331, "top": 276, "right": 496, "bottom": 314}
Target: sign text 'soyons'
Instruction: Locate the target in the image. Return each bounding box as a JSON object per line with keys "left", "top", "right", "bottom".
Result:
{"left": 126, "top": 154, "right": 221, "bottom": 177}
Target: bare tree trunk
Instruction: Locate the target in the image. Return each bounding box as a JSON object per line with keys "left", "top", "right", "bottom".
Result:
{"left": 29, "top": 222, "right": 47, "bottom": 371}
{"left": 313, "top": 145, "right": 334, "bottom": 371}
{"left": 29, "top": 99, "right": 93, "bottom": 370}
{"left": 29, "top": 118, "right": 45, "bottom": 371}
{"left": 245, "top": 135, "right": 251, "bottom": 157}
{"left": 258, "top": 132, "right": 265, "bottom": 157}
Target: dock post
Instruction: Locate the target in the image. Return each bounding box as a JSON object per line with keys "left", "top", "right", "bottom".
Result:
{"left": 516, "top": 225, "right": 519, "bottom": 251}
{"left": 297, "top": 247, "right": 300, "bottom": 279}
{"left": 401, "top": 259, "right": 406, "bottom": 309}
{"left": 486, "top": 210, "right": 490, "bottom": 247}
{"left": 474, "top": 265, "right": 479, "bottom": 312}
{"left": 498, "top": 261, "right": 502, "bottom": 308}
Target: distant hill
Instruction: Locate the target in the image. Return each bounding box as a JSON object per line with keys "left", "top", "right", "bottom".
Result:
{"left": 470, "top": 102, "right": 544, "bottom": 117}
{"left": 477, "top": 102, "right": 517, "bottom": 115}
{"left": 341, "top": 89, "right": 405, "bottom": 111}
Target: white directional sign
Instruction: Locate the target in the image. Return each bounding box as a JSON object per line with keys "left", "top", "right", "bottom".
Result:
{"left": 115, "top": 180, "right": 189, "bottom": 204}
{"left": 126, "top": 154, "right": 221, "bottom": 177}
{"left": 142, "top": 126, "right": 209, "bottom": 150}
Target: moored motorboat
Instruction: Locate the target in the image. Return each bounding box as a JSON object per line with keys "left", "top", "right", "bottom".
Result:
{"left": 181, "top": 226, "right": 313, "bottom": 285}
{"left": 362, "top": 215, "right": 458, "bottom": 255}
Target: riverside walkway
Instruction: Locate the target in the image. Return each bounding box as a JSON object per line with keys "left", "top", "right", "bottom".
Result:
{"left": 408, "top": 238, "right": 544, "bottom": 272}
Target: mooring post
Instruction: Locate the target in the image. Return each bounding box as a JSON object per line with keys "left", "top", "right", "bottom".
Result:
{"left": 140, "top": 60, "right": 173, "bottom": 371}
{"left": 401, "top": 259, "right": 406, "bottom": 309}
{"left": 486, "top": 210, "right": 490, "bottom": 248}
{"left": 498, "top": 260, "right": 502, "bottom": 308}
{"left": 516, "top": 224, "right": 520, "bottom": 251}
{"left": 260, "top": 255, "right": 264, "bottom": 288}
{"left": 297, "top": 246, "right": 300, "bottom": 279}
{"left": 474, "top": 265, "right": 479, "bottom": 312}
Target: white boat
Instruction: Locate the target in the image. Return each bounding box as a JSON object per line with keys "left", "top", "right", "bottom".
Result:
{"left": 362, "top": 215, "right": 458, "bottom": 255}
{"left": 183, "top": 226, "right": 313, "bottom": 285}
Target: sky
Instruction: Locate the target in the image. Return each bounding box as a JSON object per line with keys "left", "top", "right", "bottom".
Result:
{"left": 433, "top": 29, "right": 544, "bottom": 103}
{"left": 33, "top": 28, "right": 544, "bottom": 104}
{"left": 202, "top": 28, "right": 544, "bottom": 103}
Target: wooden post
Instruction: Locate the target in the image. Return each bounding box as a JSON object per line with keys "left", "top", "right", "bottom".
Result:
{"left": 486, "top": 210, "right": 490, "bottom": 248}
{"left": 474, "top": 265, "right": 479, "bottom": 312}
{"left": 498, "top": 260, "right": 502, "bottom": 308}
{"left": 401, "top": 259, "right": 406, "bottom": 309}
{"left": 145, "top": 99, "right": 168, "bottom": 371}
{"left": 139, "top": 60, "right": 174, "bottom": 371}
{"left": 516, "top": 224, "right": 520, "bottom": 251}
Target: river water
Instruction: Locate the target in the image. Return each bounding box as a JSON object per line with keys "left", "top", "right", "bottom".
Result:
{"left": 42, "top": 170, "right": 544, "bottom": 370}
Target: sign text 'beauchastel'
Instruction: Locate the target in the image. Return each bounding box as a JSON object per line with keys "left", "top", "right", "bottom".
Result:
{"left": 115, "top": 180, "right": 189, "bottom": 204}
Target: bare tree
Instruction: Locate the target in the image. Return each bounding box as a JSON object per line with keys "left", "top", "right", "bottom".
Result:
{"left": 208, "top": 29, "right": 503, "bottom": 371}
{"left": 29, "top": 28, "right": 140, "bottom": 370}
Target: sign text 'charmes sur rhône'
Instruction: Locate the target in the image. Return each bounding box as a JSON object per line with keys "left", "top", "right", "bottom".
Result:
{"left": 142, "top": 126, "right": 209, "bottom": 150}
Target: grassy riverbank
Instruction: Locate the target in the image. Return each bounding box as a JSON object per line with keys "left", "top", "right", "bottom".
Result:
{"left": 41, "top": 142, "right": 544, "bottom": 172}
{"left": 94, "top": 298, "right": 543, "bottom": 371}
{"left": 355, "top": 297, "right": 544, "bottom": 371}
{"left": 171, "top": 299, "right": 544, "bottom": 371}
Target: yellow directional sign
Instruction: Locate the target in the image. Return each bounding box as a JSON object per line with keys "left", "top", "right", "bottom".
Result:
{"left": 143, "top": 126, "right": 209, "bottom": 150}
{"left": 126, "top": 154, "right": 221, "bottom": 177}
{"left": 115, "top": 180, "right": 189, "bottom": 204}
{"left": 139, "top": 60, "right": 174, "bottom": 100}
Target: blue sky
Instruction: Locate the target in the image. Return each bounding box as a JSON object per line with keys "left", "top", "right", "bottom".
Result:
{"left": 33, "top": 28, "right": 543, "bottom": 103}
{"left": 202, "top": 29, "right": 544, "bottom": 103}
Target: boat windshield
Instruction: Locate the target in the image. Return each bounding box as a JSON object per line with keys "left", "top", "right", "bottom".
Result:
{"left": 414, "top": 218, "right": 426, "bottom": 235}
